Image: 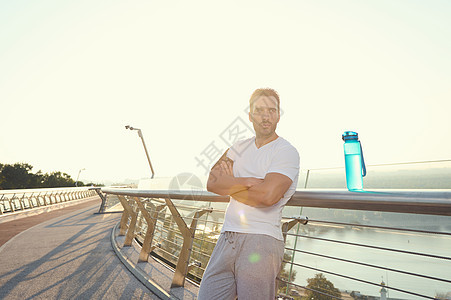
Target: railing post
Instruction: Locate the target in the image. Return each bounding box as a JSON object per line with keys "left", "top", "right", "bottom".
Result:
{"left": 26, "top": 193, "right": 32, "bottom": 209}
{"left": 36, "top": 193, "right": 42, "bottom": 206}
{"left": 165, "top": 198, "right": 212, "bottom": 288}
{"left": 281, "top": 216, "right": 309, "bottom": 243}
{"left": 132, "top": 197, "right": 166, "bottom": 262}
{"left": 118, "top": 206, "right": 130, "bottom": 236}
{"left": 8, "top": 194, "right": 16, "bottom": 212}
{"left": 278, "top": 216, "right": 309, "bottom": 295}
{"left": 0, "top": 194, "right": 5, "bottom": 214}
{"left": 94, "top": 188, "right": 108, "bottom": 213}
{"left": 117, "top": 195, "right": 139, "bottom": 246}
{"left": 19, "top": 194, "right": 26, "bottom": 210}
{"left": 28, "top": 192, "right": 35, "bottom": 208}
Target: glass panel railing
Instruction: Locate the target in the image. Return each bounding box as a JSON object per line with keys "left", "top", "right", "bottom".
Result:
{"left": 281, "top": 207, "right": 451, "bottom": 300}
{"left": 105, "top": 187, "right": 451, "bottom": 299}
{"left": 299, "top": 160, "right": 451, "bottom": 189}
{"left": 136, "top": 160, "right": 451, "bottom": 190}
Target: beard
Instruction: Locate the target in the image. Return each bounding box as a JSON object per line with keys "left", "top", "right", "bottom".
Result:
{"left": 252, "top": 121, "right": 277, "bottom": 138}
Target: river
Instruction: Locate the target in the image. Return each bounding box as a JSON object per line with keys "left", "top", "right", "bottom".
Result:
{"left": 283, "top": 206, "right": 451, "bottom": 299}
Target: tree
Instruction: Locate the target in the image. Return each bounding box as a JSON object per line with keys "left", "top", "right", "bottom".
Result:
{"left": 0, "top": 163, "right": 37, "bottom": 189}
{"left": 0, "top": 162, "right": 80, "bottom": 189}
{"left": 303, "top": 273, "right": 342, "bottom": 300}
{"left": 278, "top": 251, "right": 298, "bottom": 294}
{"left": 40, "top": 171, "right": 75, "bottom": 188}
{"left": 435, "top": 292, "right": 451, "bottom": 300}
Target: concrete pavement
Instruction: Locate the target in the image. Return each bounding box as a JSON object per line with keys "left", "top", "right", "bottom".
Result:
{"left": 0, "top": 197, "right": 101, "bottom": 247}
{"left": 0, "top": 200, "right": 159, "bottom": 299}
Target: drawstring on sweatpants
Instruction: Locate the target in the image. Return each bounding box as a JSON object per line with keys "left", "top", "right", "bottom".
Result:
{"left": 224, "top": 231, "right": 237, "bottom": 249}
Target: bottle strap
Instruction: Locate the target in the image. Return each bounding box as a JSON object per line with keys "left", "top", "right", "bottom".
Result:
{"left": 360, "top": 143, "right": 367, "bottom": 177}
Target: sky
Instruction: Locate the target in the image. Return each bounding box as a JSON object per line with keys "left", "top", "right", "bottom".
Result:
{"left": 1, "top": 0, "right": 450, "bottom": 185}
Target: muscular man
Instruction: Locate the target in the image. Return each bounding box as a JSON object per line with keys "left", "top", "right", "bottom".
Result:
{"left": 197, "top": 88, "right": 300, "bottom": 300}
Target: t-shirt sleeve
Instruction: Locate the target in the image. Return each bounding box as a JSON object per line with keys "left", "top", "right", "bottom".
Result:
{"left": 267, "top": 145, "right": 300, "bottom": 182}
{"left": 226, "top": 145, "right": 235, "bottom": 161}
{"left": 226, "top": 138, "right": 250, "bottom": 161}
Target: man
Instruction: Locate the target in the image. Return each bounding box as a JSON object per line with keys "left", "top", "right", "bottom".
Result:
{"left": 197, "top": 88, "right": 300, "bottom": 300}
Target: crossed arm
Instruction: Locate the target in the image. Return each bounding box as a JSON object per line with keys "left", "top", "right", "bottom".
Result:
{"left": 206, "top": 150, "right": 293, "bottom": 208}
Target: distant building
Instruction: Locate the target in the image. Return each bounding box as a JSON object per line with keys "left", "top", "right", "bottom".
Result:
{"left": 380, "top": 281, "right": 387, "bottom": 300}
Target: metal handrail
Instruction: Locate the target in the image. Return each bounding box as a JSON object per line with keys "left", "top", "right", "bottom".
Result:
{"left": 0, "top": 186, "right": 93, "bottom": 195}
{"left": 0, "top": 187, "right": 96, "bottom": 215}
{"left": 101, "top": 188, "right": 451, "bottom": 216}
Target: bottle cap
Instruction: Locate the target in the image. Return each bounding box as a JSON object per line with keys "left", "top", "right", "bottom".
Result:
{"left": 342, "top": 131, "right": 359, "bottom": 141}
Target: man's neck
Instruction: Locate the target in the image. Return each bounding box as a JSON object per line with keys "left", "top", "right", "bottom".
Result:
{"left": 255, "top": 133, "right": 279, "bottom": 149}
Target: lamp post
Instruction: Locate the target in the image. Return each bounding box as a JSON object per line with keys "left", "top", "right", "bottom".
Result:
{"left": 125, "top": 125, "right": 155, "bottom": 179}
{"left": 76, "top": 168, "right": 85, "bottom": 187}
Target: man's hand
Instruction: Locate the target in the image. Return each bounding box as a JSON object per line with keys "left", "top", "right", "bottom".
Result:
{"left": 219, "top": 160, "right": 233, "bottom": 176}
{"left": 207, "top": 151, "right": 263, "bottom": 196}
{"left": 218, "top": 159, "right": 263, "bottom": 188}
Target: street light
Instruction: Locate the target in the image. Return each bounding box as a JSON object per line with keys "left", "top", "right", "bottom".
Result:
{"left": 125, "top": 125, "right": 155, "bottom": 179}
{"left": 76, "top": 168, "right": 85, "bottom": 187}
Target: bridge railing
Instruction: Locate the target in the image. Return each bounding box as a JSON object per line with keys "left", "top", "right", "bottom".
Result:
{"left": 102, "top": 187, "right": 451, "bottom": 299}
{"left": 0, "top": 187, "right": 96, "bottom": 215}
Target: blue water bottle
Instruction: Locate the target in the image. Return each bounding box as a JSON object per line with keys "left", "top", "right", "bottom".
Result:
{"left": 342, "top": 131, "right": 366, "bottom": 191}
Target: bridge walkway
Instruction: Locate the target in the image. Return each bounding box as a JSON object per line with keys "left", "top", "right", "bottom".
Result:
{"left": 0, "top": 198, "right": 159, "bottom": 299}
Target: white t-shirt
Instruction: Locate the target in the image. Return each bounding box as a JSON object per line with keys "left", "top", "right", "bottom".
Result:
{"left": 221, "top": 136, "right": 300, "bottom": 241}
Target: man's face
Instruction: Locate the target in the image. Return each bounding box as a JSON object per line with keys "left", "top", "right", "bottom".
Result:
{"left": 249, "top": 95, "right": 280, "bottom": 138}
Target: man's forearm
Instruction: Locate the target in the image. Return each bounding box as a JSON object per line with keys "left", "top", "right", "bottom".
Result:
{"left": 230, "top": 187, "right": 269, "bottom": 208}
{"left": 207, "top": 159, "right": 264, "bottom": 197}
{"left": 230, "top": 176, "right": 288, "bottom": 208}
{"left": 207, "top": 172, "right": 250, "bottom": 196}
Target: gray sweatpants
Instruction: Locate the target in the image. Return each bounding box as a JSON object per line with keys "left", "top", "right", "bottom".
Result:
{"left": 197, "top": 231, "right": 285, "bottom": 300}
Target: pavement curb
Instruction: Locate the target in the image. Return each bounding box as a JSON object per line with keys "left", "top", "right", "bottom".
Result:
{"left": 111, "top": 222, "right": 172, "bottom": 300}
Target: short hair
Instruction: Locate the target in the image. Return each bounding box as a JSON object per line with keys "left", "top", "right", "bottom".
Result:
{"left": 249, "top": 88, "right": 280, "bottom": 112}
